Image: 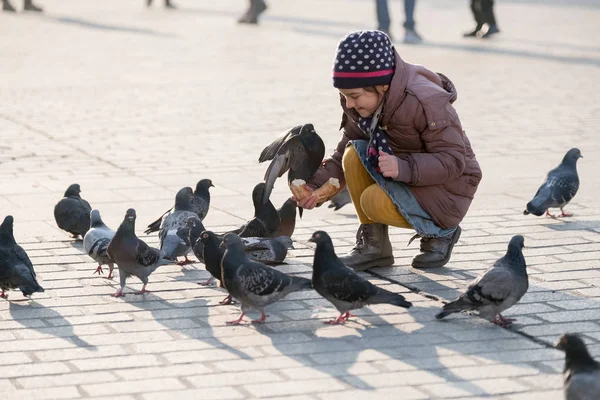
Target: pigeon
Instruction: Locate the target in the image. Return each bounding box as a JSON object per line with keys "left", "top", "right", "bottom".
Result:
{"left": 158, "top": 187, "right": 202, "bottom": 265}
{"left": 145, "top": 179, "right": 213, "bottom": 234}
{"left": 258, "top": 123, "right": 325, "bottom": 216}
{"left": 83, "top": 210, "right": 116, "bottom": 279}
{"left": 188, "top": 228, "right": 234, "bottom": 305}
{"left": 435, "top": 235, "right": 528, "bottom": 326}
{"left": 220, "top": 233, "right": 312, "bottom": 324}
{"left": 243, "top": 236, "right": 293, "bottom": 265}
{"left": 524, "top": 148, "right": 583, "bottom": 218}
{"left": 234, "top": 183, "right": 280, "bottom": 238}
{"left": 106, "top": 208, "right": 173, "bottom": 297}
{"left": 54, "top": 183, "right": 92, "bottom": 239}
{"left": 308, "top": 230, "right": 411, "bottom": 324}
{"left": 275, "top": 198, "right": 297, "bottom": 237}
{"left": 328, "top": 187, "right": 351, "bottom": 211}
{"left": 0, "top": 216, "right": 45, "bottom": 299}
{"left": 554, "top": 333, "right": 600, "bottom": 400}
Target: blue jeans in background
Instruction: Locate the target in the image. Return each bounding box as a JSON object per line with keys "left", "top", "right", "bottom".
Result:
{"left": 376, "top": 0, "right": 416, "bottom": 31}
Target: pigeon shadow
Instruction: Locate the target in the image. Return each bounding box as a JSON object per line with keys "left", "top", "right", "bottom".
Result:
{"left": 125, "top": 289, "right": 252, "bottom": 361}
{"left": 43, "top": 15, "right": 176, "bottom": 38}
{"left": 545, "top": 219, "right": 600, "bottom": 232}
{"left": 9, "top": 301, "right": 97, "bottom": 350}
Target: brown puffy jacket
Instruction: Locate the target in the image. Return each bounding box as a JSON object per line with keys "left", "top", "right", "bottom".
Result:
{"left": 308, "top": 49, "right": 482, "bottom": 229}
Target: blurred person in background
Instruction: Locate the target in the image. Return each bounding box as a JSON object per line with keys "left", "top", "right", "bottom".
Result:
{"left": 463, "top": 0, "right": 500, "bottom": 38}
{"left": 2, "top": 0, "right": 42, "bottom": 12}
{"left": 238, "top": 0, "right": 268, "bottom": 24}
{"left": 147, "top": 0, "right": 176, "bottom": 9}
{"left": 376, "top": 0, "right": 423, "bottom": 44}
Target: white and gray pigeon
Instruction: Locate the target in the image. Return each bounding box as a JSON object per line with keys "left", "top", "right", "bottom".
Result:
{"left": 524, "top": 148, "right": 583, "bottom": 218}
{"left": 83, "top": 209, "right": 116, "bottom": 279}
{"left": 145, "top": 179, "right": 213, "bottom": 234}
{"left": 0, "top": 216, "right": 45, "bottom": 299}
{"left": 158, "top": 187, "right": 202, "bottom": 265}
{"left": 309, "top": 230, "right": 412, "bottom": 324}
{"left": 554, "top": 333, "right": 600, "bottom": 400}
{"left": 54, "top": 183, "right": 92, "bottom": 239}
{"left": 220, "top": 233, "right": 312, "bottom": 324}
{"left": 328, "top": 187, "right": 351, "bottom": 211}
{"left": 242, "top": 236, "right": 293, "bottom": 265}
{"left": 106, "top": 208, "right": 173, "bottom": 297}
{"left": 436, "top": 235, "right": 528, "bottom": 326}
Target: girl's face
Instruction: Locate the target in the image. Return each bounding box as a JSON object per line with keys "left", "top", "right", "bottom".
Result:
{"left": 339, "top": 86, "right": 386, "bottom": 118}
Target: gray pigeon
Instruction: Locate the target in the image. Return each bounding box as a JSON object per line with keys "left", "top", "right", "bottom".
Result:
{"left": 233, "top": 183, "right": 280, "bottom": 238}
{"left": 275, "top": 198, "right": 297, "bottom": 237}
{"left": 258, "top": 124, "right": 325, "bottom": 217}
{"left": 106, "top": 208, "right": 173, "bottom": 297}
{"left": 158, "top": 187, "right": 202, "bottom": 265}
{"left": 328, "top": 187, "right": 351, "bottom": 211}
{"left": 436, "top": 235, "right": 528, "bottom": 326}
{"left": 145, "top": 179, "right": 213, "bottom": 234}
{"left": 54, "top": 183, "right": 92, "bottom": 239}
{"left": 83, "top": 210, "right": 116, "bottom": 279}
{"left": 0, "top": 216, "right": 45, "bottom": 299}
{"left": 220, "top": 233, "right": 312, "bottom": 324}
{"left": 243, "top": 236, "right": 293, "bottom": 264}
{"left": 309, "top": 230, "right": 411, "bottom": 324}
{"left": 554, "top": 333, "right": 600, "bottom": 400}
{"left": 524, "top": 148, "right": 582, "bottom": 218}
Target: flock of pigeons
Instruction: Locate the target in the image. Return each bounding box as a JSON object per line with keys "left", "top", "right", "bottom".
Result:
{"left": 0, "top": 123, "right": 596, "bottom": 398}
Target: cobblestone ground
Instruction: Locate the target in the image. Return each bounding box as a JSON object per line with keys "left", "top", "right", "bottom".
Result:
{"left": 1, "top": 0, "right": 599, "bottom": 398}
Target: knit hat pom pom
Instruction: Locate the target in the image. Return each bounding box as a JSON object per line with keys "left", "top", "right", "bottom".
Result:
{"left": 332, "top": 30, "right": 395, "bottom": 89}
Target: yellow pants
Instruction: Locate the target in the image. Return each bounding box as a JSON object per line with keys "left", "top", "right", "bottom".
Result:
{"left": 342, "top": 145, "right": 412, "bottom": 229}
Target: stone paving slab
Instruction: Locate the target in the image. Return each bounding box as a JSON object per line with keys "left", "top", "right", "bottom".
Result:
{"left": 1, "top": 0, "right": 600, "bottom": 398}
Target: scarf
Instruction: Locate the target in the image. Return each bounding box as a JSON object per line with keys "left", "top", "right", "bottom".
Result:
{"left": 357, "top": 103, "right": 393, "bottom": 175}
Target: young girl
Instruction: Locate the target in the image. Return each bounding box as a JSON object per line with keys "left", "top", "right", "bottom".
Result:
{"left": 297, "top": 30, "right": 482, "bottom": 272}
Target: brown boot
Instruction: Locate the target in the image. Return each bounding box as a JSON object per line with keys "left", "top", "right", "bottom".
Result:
{"left": 3, "top": 0, "right": 16, "bottom": 12}
{"left": 23, "top": 0, "right": 42, "bottom": 12}
{"left": 411, "top": 226, "right": 461, "bottom": 268}
{"left": 339, "top": 223, "right": 394, "bottom": 272}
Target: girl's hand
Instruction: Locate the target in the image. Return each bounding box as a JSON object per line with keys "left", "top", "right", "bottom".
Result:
{"left": 292, "top": 185, "right": 319, "bottom": 210}
{"left": 378, "top": 151, "right": 399, "bottom": 179}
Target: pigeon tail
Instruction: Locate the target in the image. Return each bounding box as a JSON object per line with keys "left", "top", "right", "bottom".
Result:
{"left": 435, "top": 298, "right": 474, "bottom": 319}
{"left": 144, "top": 217, "right": 163, "bottom": 235}
{"left": 20, "top": 282, "right": 45, "bottom": 297}
{"left": 525, "top": 191, "right": 552, "bottom": 216}
{"left": 289, "top": 276, "right": 313, "bottom": 291}
{"left": 370, "top": 289, "right": 412, "bottom": 309}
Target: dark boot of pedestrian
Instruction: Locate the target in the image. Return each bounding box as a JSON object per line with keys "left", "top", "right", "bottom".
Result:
{"left": 23, "top": 0, "right": 42, "bottom": 12}
{"left": 339, "top": 223, "right": 395, "bottom": 272}
{"left": 481, "top": 24, "right": 500, "bottom": 38}
{"left": 3, "top": 0, "right": 16, "bottom": 11}
{"left": 411, "top": 226, "right": 461, "bottom": 268}
{"left": 463, "top": 0, "right": 484, "bottom": 37}
{"left": 463, "top": 23, "right": 483, "bottom": 37}
{"left": 238, "top": 0, "right": 267, "bottom": 24}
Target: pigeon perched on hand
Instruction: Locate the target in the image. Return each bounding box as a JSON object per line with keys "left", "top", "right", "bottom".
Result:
{"left": 158, "top": 187, "right": 202, "bottom": 265}
{"left": 436, "top": 235, "right": 528, "bottom": 326}
{"left": 524, "top": 148, "right": 582, "bottom": 218}
{"left": 242, "top": 236, "right": 293, "bottom": 265}
{"left": 83, "top": 210, "right": 116, "bottom": 279}
{"left": 231, "top": 183, "right": 280, "bottom": 238}
{"left": 309, "top": 230, "right": 411, "bottom": 324}
{"left": 258, "top": 124, "right": 325, "bottom": 215}
{"left": 220, "top": 233, "right": 312, "bottom": 325}
{"left": 54, "top": 184, "right": 92, "bottom": 239}
{"left": 145, "top": 179, "right": 213, "bottom": 234}
{"left": 0, "top": 216, "right": 45, "bottom": 299}
{"left": 107, "top": 208, "right": 173, "bottom": 297}
{"left": 275, "top": 198, "right": 298, "bottom": 237}
{"left": 328, "top": 187, "right": 351, "bottom": 211}
{"left": 554, "top": 333, "right": 600, "bottom": 400}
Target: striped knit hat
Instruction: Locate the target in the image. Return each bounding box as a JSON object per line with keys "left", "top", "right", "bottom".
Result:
{"left": 332, "top": 30, "right": 395, "bottom": 89}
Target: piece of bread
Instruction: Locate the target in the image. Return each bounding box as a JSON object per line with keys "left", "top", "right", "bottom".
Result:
{"left": 290, "top": 178, "right": 341, "bottom": 203}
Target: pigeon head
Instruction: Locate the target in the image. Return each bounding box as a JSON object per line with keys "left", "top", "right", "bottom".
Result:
{"left": 251, "top": 183, "right": 268, "bottom": 213}
{"left": 505, "top": 235, "right": 526, "bottom": 264}
{"left": 554, "top": 333, "right": 598, "bottom": 369}
{"left": 308, "top": 230, "right": 332, "bottom": 245}
{"left": 90, "top": 209, "right": 105, "bottom": 228}
{"left": 274, "top": 236, "right": 294, "bottom": 250}
{"left": 174, "top": 187, "right": 195, "bottom": 211}
{"left": 0, "top": 215, "right": 15, "bottom": 244}
{"left": 220, "top": 233, "right": 245, "bottom": 252}
{"left": 195, "top": 179, "right": 214, "bottom": 195}
{"left": 299, "top": 123, "right": 322, "bottom": 152}
{"left": 64, "top": 184, "right": 82, "bottom": 198}
{"left": 199, "top": 230, "right": 219, "bottom": 245}
{"left": 562, "top": 148, "right": 583, "bottom": 166}
{"left": 125, "top": 208, "right": 136, "bottom": 223}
